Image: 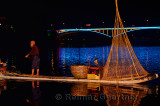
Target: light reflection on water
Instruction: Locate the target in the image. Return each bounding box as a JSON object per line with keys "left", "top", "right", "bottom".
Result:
{"left": 57, "top": 46, "right": 160, "bottom": 76}
{"left": 0, "top": 80, "right": 159, "bottom": 106}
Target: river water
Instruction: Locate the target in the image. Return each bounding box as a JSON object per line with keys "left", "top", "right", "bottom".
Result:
{"left": 56, "top": 46, "right": 160, "bottom": 76}
{"left": 0, "top": 46, "right": 160, "bottom": 106}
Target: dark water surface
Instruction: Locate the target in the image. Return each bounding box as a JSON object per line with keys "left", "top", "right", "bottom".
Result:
{"left": 0, "top": 80, "right": 160, "bottom": 106}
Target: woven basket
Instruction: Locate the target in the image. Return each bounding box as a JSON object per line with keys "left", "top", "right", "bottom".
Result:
{"left": 71, "top": 65, "right": 89, "bottom": 79}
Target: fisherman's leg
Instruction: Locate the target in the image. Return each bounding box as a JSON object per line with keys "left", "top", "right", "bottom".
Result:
{"left": 32, "top": 69, "right": 35, "bottom": 76}
{"left": 36, "top": 57, "right": 40, "bottom": 76}
{"left": 36, "top": 69, "right": 39, "bottom": 76}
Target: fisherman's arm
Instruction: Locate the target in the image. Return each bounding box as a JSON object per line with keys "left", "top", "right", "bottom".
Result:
{"left": 25, "top": 54, "right": 30, "bottom": 58}
{"left": 25, "top": 47, "right": 35, "bottom": 58}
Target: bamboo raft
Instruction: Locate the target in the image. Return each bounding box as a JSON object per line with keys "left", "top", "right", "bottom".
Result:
{"left": 0, "top": 71, "right": 158, "bottom": 84}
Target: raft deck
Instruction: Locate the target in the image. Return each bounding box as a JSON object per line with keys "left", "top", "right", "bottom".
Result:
{"left": 0, "top": 72, "right": 158, "bottom": 84}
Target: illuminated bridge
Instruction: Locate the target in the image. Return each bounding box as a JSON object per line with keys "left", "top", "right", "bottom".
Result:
{"left": 56, "top": 26, "right": 160, "bottom": 38}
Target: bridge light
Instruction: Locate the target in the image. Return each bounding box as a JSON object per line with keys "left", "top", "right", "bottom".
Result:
{"left": 51, "top": 24, "right": 54, "bottom": 26}
{"left": 62, "top": 23, "right": 65, "bottom": 27}
{"left": 86, "top": 24, "right": 91, "bottom": 27}
{"left": 132, "top": 25, "right": 135, "bottom": 27}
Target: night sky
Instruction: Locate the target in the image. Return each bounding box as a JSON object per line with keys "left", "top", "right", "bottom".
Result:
{"left": 1, "top": 0, "right": 160, "bottom": 32}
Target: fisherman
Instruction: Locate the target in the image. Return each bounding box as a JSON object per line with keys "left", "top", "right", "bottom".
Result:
{"left": 94, "top": 58, "right": 99, "bottom": 66}
{"left": 94, "top": 58, "right": 99, "bottom": 75}
{"left": 25, "top": 40, "right": 40, "bottom": 76}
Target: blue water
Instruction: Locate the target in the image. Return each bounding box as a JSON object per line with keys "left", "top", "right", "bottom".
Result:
{"left": 58, "top": 46, "right": 160, "bottom": 76}
{"left": 134, "top": 47, "right": 160, "bottom": 73}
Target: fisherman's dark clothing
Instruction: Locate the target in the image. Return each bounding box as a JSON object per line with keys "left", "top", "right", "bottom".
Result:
{"left": 29, "top": 45, "right": 40, "bottom": 69}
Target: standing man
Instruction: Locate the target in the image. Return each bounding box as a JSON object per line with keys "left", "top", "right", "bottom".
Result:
{"left": 25, "top": 40, "right": 40, "bottom": 76}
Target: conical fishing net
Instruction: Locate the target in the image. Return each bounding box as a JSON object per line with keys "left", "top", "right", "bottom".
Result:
{"left": 102, "top": 0, "right": 148, "bottom": 80}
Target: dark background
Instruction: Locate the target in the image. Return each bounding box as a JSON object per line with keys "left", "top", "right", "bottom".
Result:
{"left": 1, "top": 0, "right": 160, "bottom": 30}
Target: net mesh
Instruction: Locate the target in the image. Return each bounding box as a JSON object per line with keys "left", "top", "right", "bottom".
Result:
{"left": 102, "top": 0, "right": 148, "bottom": 80}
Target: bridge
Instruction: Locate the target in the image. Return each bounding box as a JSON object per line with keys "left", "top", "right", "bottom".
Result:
{"left": 56, "top": 26, "right": 160, "bottom": 38}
